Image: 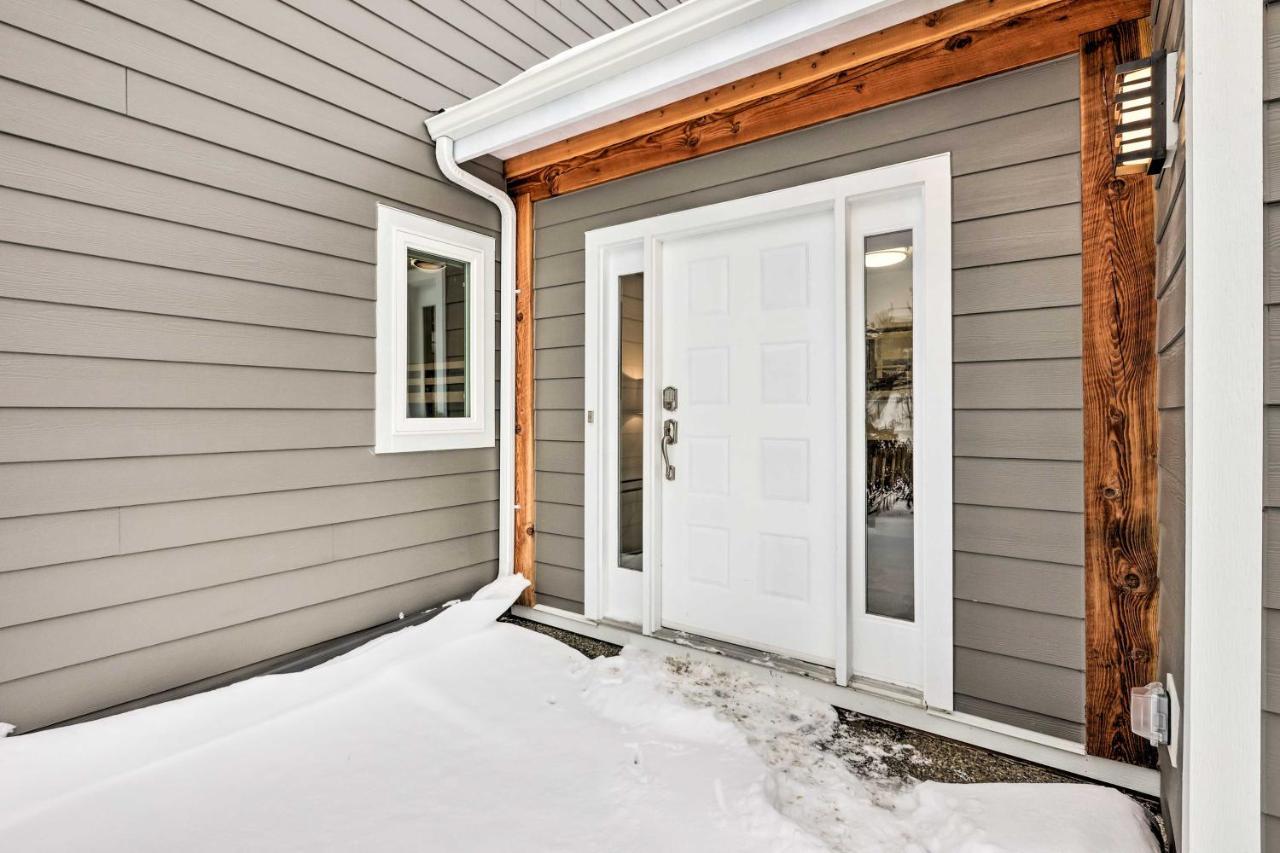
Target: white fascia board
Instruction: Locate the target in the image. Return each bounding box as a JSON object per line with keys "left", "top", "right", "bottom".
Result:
{"left": 426, "top": 0, "right": 946, "bottom": 162}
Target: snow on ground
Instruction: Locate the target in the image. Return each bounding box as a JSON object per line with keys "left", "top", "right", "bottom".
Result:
{"left": 0, "top": 577, "right": 1158, "bottom": 853}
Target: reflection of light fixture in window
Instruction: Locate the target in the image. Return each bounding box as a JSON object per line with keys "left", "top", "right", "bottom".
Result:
{"left": 1114, "top": 51, "right": 1178, "bottom": 176}
{"left": 411, "top": 258, "right": 446, "bottom": 272}
{"left": 865, "top": 247, "right": 910, "bottom": 268}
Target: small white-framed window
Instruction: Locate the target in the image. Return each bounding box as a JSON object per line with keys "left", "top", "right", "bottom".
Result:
{"left": 375, "top": 205, "right": 495, "bottom": 453}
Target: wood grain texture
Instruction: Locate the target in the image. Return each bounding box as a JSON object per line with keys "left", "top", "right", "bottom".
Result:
{"left": 514, "top": 191, "right": 537, "bottom": 607}
{"left": 1079, "top": 20, "right": 1160, "bottom": 767}
{"left": 506, "top": 0, "right": 1149, "bottom": 199}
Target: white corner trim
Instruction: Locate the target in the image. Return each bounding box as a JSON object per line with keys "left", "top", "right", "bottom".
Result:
{"left": 510, "top": 604, "right": 1160, "bottom": 796}
{"left": 426, "top": 0, "right": 949, "bottom": 163}
{"left": 1182, "top": 0, "right": 1265, "bottom": 850}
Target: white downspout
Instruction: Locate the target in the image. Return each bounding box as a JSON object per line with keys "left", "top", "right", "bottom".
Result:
{"left": 430, "top": 134, "right": 516, "bottom": 579}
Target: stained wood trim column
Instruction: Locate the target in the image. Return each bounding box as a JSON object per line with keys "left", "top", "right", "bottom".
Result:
{"left": 506, "top": 0, "right": 1149, "bottom": 200}
{"left": 514, "top": 191, "right": 536, "bottom": 607}
{"left": 1079, "top": 20, "right": 1159, "bottom": 766}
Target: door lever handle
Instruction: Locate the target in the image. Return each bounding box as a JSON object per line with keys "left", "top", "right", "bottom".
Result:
{"left": 661, "top": 418, "right": 678, "bottom": 481}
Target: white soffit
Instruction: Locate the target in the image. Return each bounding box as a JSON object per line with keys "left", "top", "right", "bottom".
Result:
{"left": 425, "top": 0, "right": 947, "bottom": 163}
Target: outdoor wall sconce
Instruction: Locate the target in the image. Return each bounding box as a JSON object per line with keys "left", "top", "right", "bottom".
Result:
{"left": 1113, "top": 51, "right": 1178, "bottom": 176}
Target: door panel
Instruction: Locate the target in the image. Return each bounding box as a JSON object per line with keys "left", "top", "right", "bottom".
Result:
{"left": 659, "top": 209, "right": 837, "bottom": 665}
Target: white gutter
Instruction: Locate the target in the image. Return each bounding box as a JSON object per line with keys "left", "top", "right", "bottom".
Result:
{"left": 431, "top": 134, "right": 516, "bottom": 579}
{"left": 425, "top": 0, "right": 946, "bottom": 163}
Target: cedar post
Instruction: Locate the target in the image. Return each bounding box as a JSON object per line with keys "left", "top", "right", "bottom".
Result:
{"left": 514, "top": 191, "right": 537, "bottom": 606}
{"left": 1079, "top": 20, "right": 1160, "bottom": 766}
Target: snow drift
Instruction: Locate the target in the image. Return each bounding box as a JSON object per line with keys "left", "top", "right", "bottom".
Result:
{"left": 0, "top": 576, "right": 1157, "bottom": 852}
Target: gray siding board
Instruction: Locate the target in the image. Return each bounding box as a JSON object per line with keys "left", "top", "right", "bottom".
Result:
{"left": 954, "top": 505, "right": 1084, "bottom": 566}
{"left": 954, "top": 459, "right": 1083, "bottom": 513}
{"left": 537, "top": 472, "right": 585, "bottom": 506}
{"left": 0, "top": 244, "right": 373, "bottom": 336}
{"left": 0, "top": 561, "right": 496, "bottom": 730}
{"left": 0, "top": 136, "right": 375, "bottom": 262}
{"left": 952, "top": 154, "right": 1081, "bottom": 222}
{"left": 954, "top": 600, "right": 1084, "bottom": 670}
{"left": 954, "top": 410, "right": 1082, "bottom": 461}
{"left": 533, "top": 592, "right": 584, "bottom": 613}
{"left": 1270, "top": 711, "right": 1280, "bottom": 818}
{"left": 119, "top": 472, "right": 500, "bottom": 554}
{"left": 459, "top": 0, "right": 572, "bottom": 54}
{"left": 0, "top": 0, "right": 656, "bottom": 732}
{"left": 953, "top": 256, "right": 1082, "bottom": 315}
{"left": 535, "top": 562, "right": 587, "bottom": 605}
{"left": 954, "top": 647, "right": 1084, "bottom": 724}
{"left": 537, "top": 439, "right": 586, "bottom": 474}
{"left": 97, "top": 0, "right": 462, "bottom": 123}
{"left": 0, "top": 510, "right": 121, "bottom": 573}
{"left": 0, "top": 298, "right": 373, "bottom": 372}
{"left": 0, "top": 79, "right": 453, "bottom": 232}
{"left": 0, "top": 531, "right": 497, "bottom": 684}
{"left": 0, "top": 354, "right": 374, "bottom": 410}
{"left": 1, "top": 504, "right": 497, "bottom": 628}
{"left": 952, "top": 306, "right": 1081, "bottom": 362}
{"left": 955, "top": 552, "right": 1083, "bottom": 619}
{"left": 0, "top": 20, "right": 126, "bottom": 111}
{"left": 536, "top": 282, "right": 587, "bottom": 318}
{"left": 1, "top": 188, "right": 375, "bottom": 299}
{"left": 0, "top": 446, "right": 496, "bottom": 519}
{"left": 352, "top": 0, "right": 548, "bottom": 69}
{"left": 537, "top": 500, "right": 585, "bottom": 538}
{"left": 534, "top": 346, "right": 587, "bottom": 379}
{"left": 0, "top": 409, "right": 373, "bottom": 463}
{"left": 954, "top": 359, "right": 1082, "bottom": 410}
{"left": 122, "top": 72, "right": 491, "bottom": 224}
{"left": 14, "top": 0, "right": 446, "bottom": 156}
{"left": 529, "top": 60, "right": 1087, "bottom": 726}
{"left": 953, "top": 694, "right": 1084, "bottom": 742}
{"left": 952, "top": 205, "right": 1081, "bottom": 269}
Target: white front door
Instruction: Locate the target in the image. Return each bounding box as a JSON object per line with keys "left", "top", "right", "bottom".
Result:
{"left": 658, "top": 208, "right": 838, "bottom": 665}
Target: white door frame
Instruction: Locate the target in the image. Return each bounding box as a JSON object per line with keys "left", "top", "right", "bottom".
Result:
{"left": 584, "top": 154, "right": 953, "bottom": 709}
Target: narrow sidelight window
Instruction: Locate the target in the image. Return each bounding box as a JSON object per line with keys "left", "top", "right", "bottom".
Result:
{"left": 864, "top": 230, "right": 915, "bottom": 621}
{"left": 375, "top": 206, "right": 495, "bottom": 453}
{"left": 618, "top": 272, "right": 645, "bottom": 571}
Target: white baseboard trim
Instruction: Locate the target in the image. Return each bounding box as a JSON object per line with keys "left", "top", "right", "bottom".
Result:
{"left": 511, "top": 604, "right": 1160, "bottom": 796}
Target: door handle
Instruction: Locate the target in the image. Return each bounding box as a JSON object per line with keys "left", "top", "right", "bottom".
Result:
{"left": 661, "top": 418, "right": 678, "bottom": 481}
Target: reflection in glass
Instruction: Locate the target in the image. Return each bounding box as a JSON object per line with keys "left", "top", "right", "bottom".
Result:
{"left": 864, "top": 231, "right": 915, "bottom": 621}
{"left": 406, "top": 249, "right": 470, "bottom": 419}
{"left": 618, "top": 273, "right": 645, "bottom": 571}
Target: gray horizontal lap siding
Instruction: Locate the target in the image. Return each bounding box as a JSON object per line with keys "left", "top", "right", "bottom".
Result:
{"left": 0, "top": 0, "right": 663, "bottom": 731}
{"left": 1266, "top": 1, "right": 1280, "bottom": 849}
{"left": 531, "top": 57, "right": 1087, "bottom": 740}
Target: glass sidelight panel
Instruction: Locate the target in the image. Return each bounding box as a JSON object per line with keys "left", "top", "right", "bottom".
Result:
{"left": 618, "top": 272, "right": 645, "bottom": 571}
{"left": 864, "top": 230, "right": 915, "bottom": 621}
{"left": 405, "top": 248, "right": 470, "bottom": 419}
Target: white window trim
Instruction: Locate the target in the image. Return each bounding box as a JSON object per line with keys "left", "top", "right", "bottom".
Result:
{"left": 583, "top": 154, "right": 953, "bottom": 712}
{"left": 375, "top": 205, "right": 495, "bottom": 453}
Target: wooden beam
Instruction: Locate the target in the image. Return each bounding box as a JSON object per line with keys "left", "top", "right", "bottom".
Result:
{"left": 1079, "top": 20, "right": 1159, "bottom": 767}
{"left": 514, "top": 191, "right": 536, "bottom": 607}
{"left": 506, "top": 0, "right": 1150, "bottom": 200}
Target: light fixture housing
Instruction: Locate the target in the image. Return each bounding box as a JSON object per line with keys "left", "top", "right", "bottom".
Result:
{"left": 1114, "top": 51, "right": 1178, "bottom": 176}
{"left": 411, "top": 257, "right": 447, "bottom": 273}
{"left": 865, "top": 247, "right": 910, "bottom": 268}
